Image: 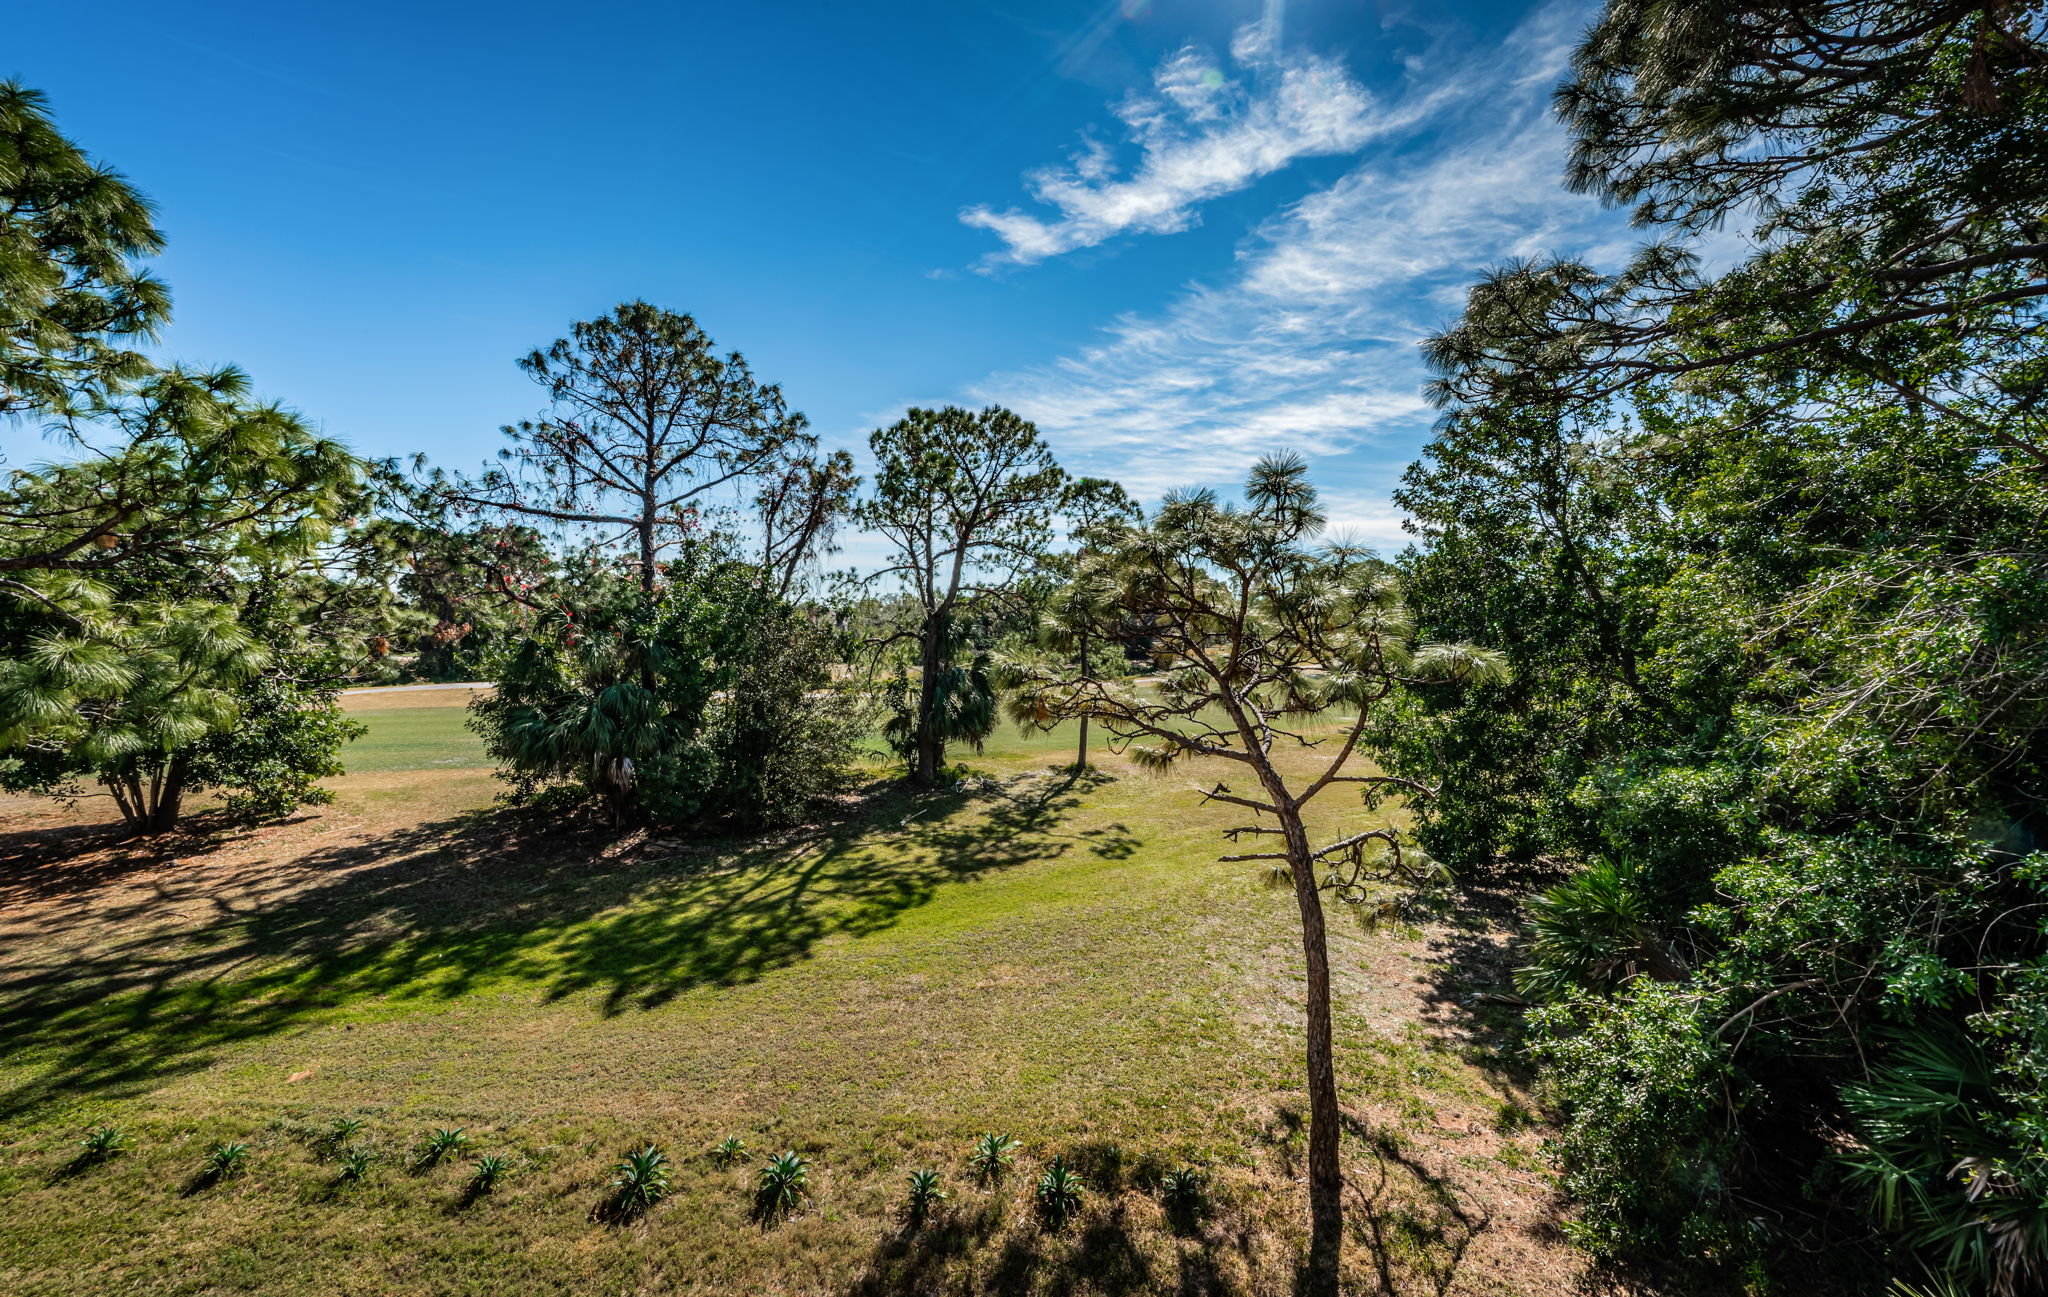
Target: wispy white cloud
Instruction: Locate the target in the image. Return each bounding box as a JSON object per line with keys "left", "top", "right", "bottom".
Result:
{"left": 964, "top": 1, "right": 1636, "bottom": 552}
{"left": 960, "top": 15, "right": 1409, "bottom": 269}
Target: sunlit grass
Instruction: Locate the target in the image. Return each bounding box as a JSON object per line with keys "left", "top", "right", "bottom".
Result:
{"left": 0, "top": 707, "right": 1558, "bottom": 1296}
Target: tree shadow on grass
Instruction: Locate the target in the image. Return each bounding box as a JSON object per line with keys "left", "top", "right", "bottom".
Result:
{"left": 0, "top": 771, "right": 1124, "bottom": 1120}
{"left": 1344, "top": 1120, "right": 1492, "bottom": 1297}
{"left": 851, "top": 1191, "right": 1258, "bottom": 1297}
{"left": 1402, "top": 863, "right": 1565, "bottom": 1092}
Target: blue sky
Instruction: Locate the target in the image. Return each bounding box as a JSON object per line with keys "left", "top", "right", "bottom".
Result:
{"left": 9, "top": 0, "right": 1640, "bottom": 560}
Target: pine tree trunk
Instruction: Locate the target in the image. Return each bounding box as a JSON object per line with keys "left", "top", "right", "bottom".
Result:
{"left": 637, "top": 489, "right": 659, "bottom": 596}
{"left": 145, "top": 760, "right": 187, "bottom": 836}
{"left": 637, "top": 505, "right": 658, "bottom": 692}
{"left": 118, "top": 756, "right": 188, "bottom": 837}
{"left": 912, "top": 615, "right": 944, "bottom": 790}
{"left": 1285, "top": 812, "right": 1344, "bottom": 1296}
{"left": 1075, "top": 626, "right": 1090, "bottom": 770}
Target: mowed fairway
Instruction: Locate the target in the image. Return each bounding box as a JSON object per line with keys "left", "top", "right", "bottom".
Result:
{"left": 0, "top": 689, "right": 1578, "bottom": 1296}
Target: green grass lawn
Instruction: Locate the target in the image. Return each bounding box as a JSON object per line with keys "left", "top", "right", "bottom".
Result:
{"left": 348, "top": 696, "right": 1114, "bottom": 775}
{"left": 343, "top": 705, "right": 492, "bottom": 772}
{"left": 0, "top": 707, "right": 1561, "bottom": 1296}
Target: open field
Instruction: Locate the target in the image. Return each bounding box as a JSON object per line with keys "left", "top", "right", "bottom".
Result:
{"left": 0, "top": 695, "right": 1578, "bottom": 1296}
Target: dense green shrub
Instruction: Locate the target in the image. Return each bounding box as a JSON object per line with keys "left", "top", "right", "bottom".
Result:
{"left": 470, "top": 541, "right": 862, "bottom": 830}
{"left": 182, "top": 672, "right": 363, "bottom": 822}
{"left": 1529, "top": 985, "right": 1741, "bottom": 1267}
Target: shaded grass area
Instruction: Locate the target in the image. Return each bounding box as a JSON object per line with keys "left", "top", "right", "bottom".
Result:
{"left": 0, "top": 727, "right": 1570, "bottom": 1295}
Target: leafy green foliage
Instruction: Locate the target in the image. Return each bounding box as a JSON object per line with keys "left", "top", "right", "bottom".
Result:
{"left": 858, "top": 404, "right": 1067, "bottom": 788}
{"left": 1840, "top": 1029, "right": 2048, "bottom": 1297}
{"left": 0, "top": 361, "right": 366, "bottom": 836}
{"left": 467, "top": 1154, "right": 511, "bottom": 1194}
{"left": 755, "top": 1150, "right": 810, "bottom": 1220}
{"left": 470, "top": 541, "right": 860, "bottom": 829}
{"left": 878, "top": 610, "right": 996, "bottom": 770}
{"left": 1528, "top": 986, "right": 1738, "bottom": 1265}
{"left": 0, "top": 81, "right": 168, "bottom": 416}
{"left": 182, "top": 673, "right": 364, "bottom": 822}
{"left": 1035, "top": 1155, "right": 1086, "bottom": 1230}
{"left": 606, "top": 1145, "right": 671, "bottom": 1217}
{"left": 1515, "top": 859, "right": 1684, "bottom": 1002}
{"left": 1395, "top": 5, "right": 2048, "bottom": 1291}
{"left": 77, "top": 1127, "right": 127, "bottom": 1163}
{"left": 711, "top": 1137, "right": 746, "bottom": 1168}
{"left": 902, "top": 1169, "right": 946, "bottom": 1228}
{"left": 967, "top": 1132, "right": 1017, "bottom": 1184}
{"left": 198, "top": 1141, "right": 250, "bottom": 1182}
{"left": 336, "top": 1148, "right": 374, "bottom": 1184}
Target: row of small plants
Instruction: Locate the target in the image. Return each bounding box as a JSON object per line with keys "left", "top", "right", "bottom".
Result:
{"left": 69, "top": 1119, "right": 512, "bottom": 1195}
{"left": 62, "top": 1124, "right": 1209, "bottom": 1231}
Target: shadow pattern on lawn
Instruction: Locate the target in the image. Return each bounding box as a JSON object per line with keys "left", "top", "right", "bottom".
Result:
{"left": 0, "top": 770, "right": 1135, "bottom": 1121}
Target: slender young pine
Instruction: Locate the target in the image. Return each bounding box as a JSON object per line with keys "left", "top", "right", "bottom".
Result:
{"left": 1003, "top": 454, "right": 1504, "bottom": 1294}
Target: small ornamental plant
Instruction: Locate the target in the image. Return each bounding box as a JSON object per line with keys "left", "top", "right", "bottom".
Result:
{"left": 1036, "top": 1155, "right": 1086, "bottom": 1230}
{"left": 755, "top": 1150, "right": 810, "bottom": 1220}
{"left": 968, "top": 1131, "right": 1018, "bottom": 1184}
{"left": 468, "top": 1154, "right": 511, "bottom": 1194}
{"left": 199, "top": 1141, "right": 251, "bottom": 1183}
{"left": 1159, "top": 1164, "right": 1208, "bottom": 1228}
{"left": 903, "top": 1169, "right": 946, "bottom": 1229}
{"left": 323, "top": 1116, "right": 366, "bottom": 1151}
{"left": 418, "top": 1127, "right": 472, "bottom": 1167}
{"left": 78, "top": 1127, "right": 128, "bottom": 1163}
{"left": 607, "top": 1146, "right": 671, "bottom": 1218}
